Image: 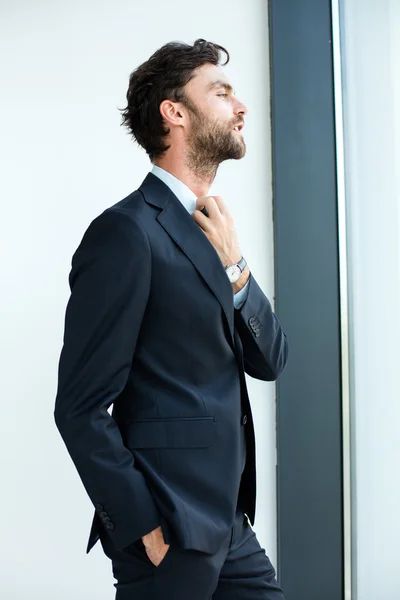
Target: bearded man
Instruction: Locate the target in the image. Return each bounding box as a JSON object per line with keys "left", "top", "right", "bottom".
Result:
{"left": 54, "top": 38, "right": 288, "bottom": 600}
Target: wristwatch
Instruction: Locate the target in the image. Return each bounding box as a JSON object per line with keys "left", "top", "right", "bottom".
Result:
{"left": 225, "top": 257, "right": 247, "bottom": 283}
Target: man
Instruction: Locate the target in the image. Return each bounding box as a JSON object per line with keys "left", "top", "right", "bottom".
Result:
{"left": 54, "top": 38, "right": 288, "bottom": 599}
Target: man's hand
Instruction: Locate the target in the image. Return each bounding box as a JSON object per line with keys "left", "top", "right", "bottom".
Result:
{"left": 193, "top": 196, "right": 250, "bottom": 291}
{"left": 193, "top": 196, "right": 242, "bottom": 267}
{"left": 142, "top": 526, "right": 170, "bottom": 567}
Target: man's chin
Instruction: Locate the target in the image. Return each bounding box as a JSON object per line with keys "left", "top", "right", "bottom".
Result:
{"left": 230, "top": 142, "right": 247, "bottom": 160}
{"left": 238, "top": 142, "right": 246, "bottom": 158}
{"left": 234, "top": 135, "right": 246, "bottom": 156}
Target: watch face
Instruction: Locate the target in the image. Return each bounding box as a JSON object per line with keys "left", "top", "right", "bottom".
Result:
{"left": 226, "top": 265, "right": 241, "bottom": 283}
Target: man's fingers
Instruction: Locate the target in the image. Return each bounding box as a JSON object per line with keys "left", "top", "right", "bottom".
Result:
{"left": 196, "top": 195, "right": 221, "bottom": 218}
{"left": 212, "top": 196, "right": 227, "bottom": 214}
{"left": 192, "top": 209, "right": 212, "bottom": 231}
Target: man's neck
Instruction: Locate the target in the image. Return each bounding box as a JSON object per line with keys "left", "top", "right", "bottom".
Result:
{"left": 153, "top": 157, "right": 216, "bottom": 198}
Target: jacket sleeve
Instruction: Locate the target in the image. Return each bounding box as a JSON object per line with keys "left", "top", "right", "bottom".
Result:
{"left": 234, "top": 273, "right": 288, "bottom": 381}
{"left": 54, "top": 208, "right": 162, "bottom": 551}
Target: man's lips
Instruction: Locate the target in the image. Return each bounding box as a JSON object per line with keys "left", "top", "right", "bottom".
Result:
{"left": 233, "top": 122, "right": 244, "bottom": 133}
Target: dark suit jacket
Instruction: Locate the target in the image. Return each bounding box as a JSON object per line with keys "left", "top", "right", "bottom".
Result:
{"left": 54, "top": 172, "right": 288, "bottom": 556}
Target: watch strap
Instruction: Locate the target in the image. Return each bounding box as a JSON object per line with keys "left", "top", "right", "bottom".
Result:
{"left": 225, "top": 257, "right": 247, "bottom": 271}
{"left": 237, "top": 257, "right": 247, "bottom": 272}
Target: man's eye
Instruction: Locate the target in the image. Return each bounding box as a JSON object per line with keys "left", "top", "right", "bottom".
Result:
{"left": 218, "top": 93, "right": 228, "bottom": 98}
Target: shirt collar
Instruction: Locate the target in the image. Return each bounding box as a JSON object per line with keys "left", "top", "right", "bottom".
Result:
{"left": 151, "top": 165, "right": 198, "bottom": 214}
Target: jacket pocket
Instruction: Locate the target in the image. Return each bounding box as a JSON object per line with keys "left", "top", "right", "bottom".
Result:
{"left": 126, "top": 416, "right": 215, "bottom": 449}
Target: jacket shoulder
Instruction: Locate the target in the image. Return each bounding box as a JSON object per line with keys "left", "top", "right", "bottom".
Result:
{"left": 71, "top": 190, "right": 151, "bottom": 266}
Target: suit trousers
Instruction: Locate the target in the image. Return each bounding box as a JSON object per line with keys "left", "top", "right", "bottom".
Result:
{"left": 99, "top": 505, "right": 285, "bottom": 600}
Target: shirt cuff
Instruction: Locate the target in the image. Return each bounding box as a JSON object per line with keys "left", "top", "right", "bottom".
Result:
{"left": 233, "top": 280, "right": 250, "bottom": 310}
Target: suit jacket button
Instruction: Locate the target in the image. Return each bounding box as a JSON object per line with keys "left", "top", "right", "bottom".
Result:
{"left": 95, "top": 504, "right": 104, "bottom": 512}
{"left": 242, "top": 415, "right": 248, "bottom": 425}
{"left": 105, "top": 521, "right": 115, "bottom": 530}
{"left": 249, "top": 317, "right": 256, "bottom": 326}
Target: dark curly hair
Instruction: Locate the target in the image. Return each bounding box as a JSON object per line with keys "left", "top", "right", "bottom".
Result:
{"left": 119, "top": 38, "right": 230, "bottom": 162}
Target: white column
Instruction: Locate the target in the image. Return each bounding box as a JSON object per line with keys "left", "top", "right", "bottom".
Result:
{"left": 340, "top": 1, "right": 400, "bottom": 598}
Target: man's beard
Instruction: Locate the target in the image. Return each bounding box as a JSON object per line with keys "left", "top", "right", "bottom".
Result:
{"left": 184, "top": 101, "right": 246, "bottom": 180}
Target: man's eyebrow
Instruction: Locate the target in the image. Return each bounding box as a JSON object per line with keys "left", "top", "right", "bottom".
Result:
{"left": 208, "top": 80, "right": 235, "bottom": 94}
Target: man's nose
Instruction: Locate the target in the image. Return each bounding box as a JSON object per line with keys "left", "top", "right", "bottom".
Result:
{"left": 234, "top": 98, "right": 248, "bottom": 117}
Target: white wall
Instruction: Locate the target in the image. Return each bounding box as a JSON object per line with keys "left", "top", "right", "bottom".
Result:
{"left": 0, "top": 2, "right": 276, "bottom": 598}
{"left": 340, "top": 1, "right": 400, "bottom": 598}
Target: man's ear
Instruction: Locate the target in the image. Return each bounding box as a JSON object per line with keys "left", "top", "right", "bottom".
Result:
{"left": 159, "top": 100, "right": 186, "bottom": 128}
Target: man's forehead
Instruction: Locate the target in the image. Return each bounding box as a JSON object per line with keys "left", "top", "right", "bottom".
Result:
{"left": 191, "top": 64, "right": 234, "bottom": 92}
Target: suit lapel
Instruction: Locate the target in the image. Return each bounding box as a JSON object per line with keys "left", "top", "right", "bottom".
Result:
{"left": 139, "top": 173, "right": 235, "bottom": 345}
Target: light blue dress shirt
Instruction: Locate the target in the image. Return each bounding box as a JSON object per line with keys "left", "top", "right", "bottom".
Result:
{"left": 151, "top": 165, "right": 249, "bottom": 309}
